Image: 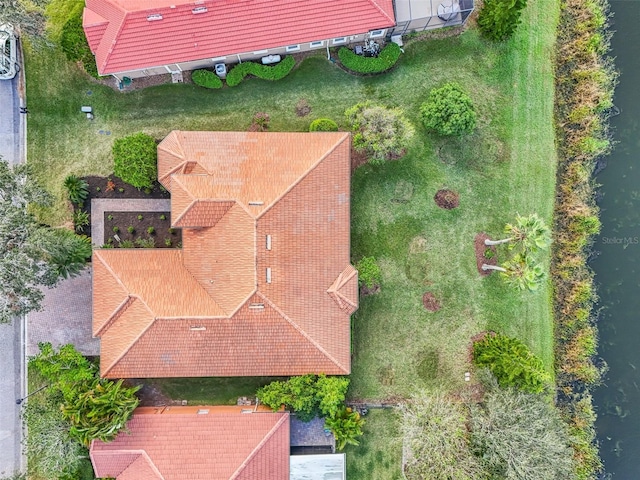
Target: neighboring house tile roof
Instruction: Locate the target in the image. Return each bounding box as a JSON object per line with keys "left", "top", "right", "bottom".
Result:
{"left": 90, "top": 407, "right": 290, "bottom": 480}
{"left": 82, "top": 0, "right": 395, "bottom": 75}
{"left": 93, "top": 131, "right": 356, "bottom": 378}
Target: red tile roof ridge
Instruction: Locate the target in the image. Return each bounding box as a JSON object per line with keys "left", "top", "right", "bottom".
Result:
{"left": 255, "top": 132, "right": 350, "bottom": 220}
{"left": 367, "top": 0, "right": 396, "bottom": 24}
{"left": 256, "top": 292, "right": 349, "bottom": 374}
{"left": 89, "top": 447, "right": 144, "bottom": 478}
{"left": 94, "top": 295, "right": 134, "bottom": 336}
{"left": 228, "top": 413, "right": 289, "bottom": 480}
{"left": 119, "top": 452, "right": 164, "bottom": 480}
{"left": 101, "top": 297, "right": 158, "bottom": 378}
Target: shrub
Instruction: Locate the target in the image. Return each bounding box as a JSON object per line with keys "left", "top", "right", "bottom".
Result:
{"left": 478, "top": 0, "right": 528, "bottom": 41}
{"left": 113, "top": 133, "right": 157, "bottom": 189}
{"left": 137, "top": 214, "right": 143, "bottom": 220}
{"left": 309, "top": 118, "right": 339, "bottom": 132}
{"left": 159, "top": 214, "right": 166, "bottom": 220}
{"left": 324, "top": 407, "right": 365, "bottom": 451}
{"left": 226, "top": 56, "right": 295, "bottom": 87}
{"left": 120, "top": 240, "right": 134, "bottom": 248}
{"left": 420, "top": 83, "right": 476, "bottom": 136}
{"left": 35, "top": 229, "right": 92, "bottom": 279}
{"left": 135, "top": 237, "right": 155, "bottom": 248}
{"left": 59, "top": 11, "right": 99, "bottom": 77}
{"left": 356, "top": 256, "right": 382, "bottom": 288}
{"left": 472, "top": 333, "right": 551, "bottom": 393}
{"left": 147, "top": 226, "right": 155, "bottom": 234}
{"left": 127, "top": 226, "right": 134, "bottom": 234}
{"left": 112, "top": 226, "right": 119, "bottom": 233}
{"left": 191, "top": 69, "right": 223, "bottom": 89}
{"left": 338, "top": 42, "right": 401, "bottom": 74}
{"left": 107, "top": 214, "right": 114, "bottom": 221}
{"left": 72, "top": 210, "right": 89, "bottom": 233}
{"left": 63, "top": 175, "right": 88, "bottom": 205}
{"left": 345, "top": 101, "right": 414, "bottom": 165}
{"left": 164, "top": 238, "right": 172, "bottom": 247}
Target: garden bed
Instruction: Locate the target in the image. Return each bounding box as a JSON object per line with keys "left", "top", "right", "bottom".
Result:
{"left": 104, "top": 211, "right": 181, "bottom": 248}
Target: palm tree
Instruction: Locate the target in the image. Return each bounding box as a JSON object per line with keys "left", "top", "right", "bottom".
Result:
{"left": 484, "top": 213, "right": 551, "bottom": 254}
{"left": 324, "top": 407, "right": 365, "bottom": 451}
{"left": 482, "top": 254, "right": 545, "bottom": 292}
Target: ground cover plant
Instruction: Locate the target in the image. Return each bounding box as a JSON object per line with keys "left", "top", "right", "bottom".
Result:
{"left": 25, "top": 0, "right": 559, "bottom": 472}
{"left": 225, "top": 55, "right": 296, "bottom": 86}
{"left": 338, "top": 42, "right": 402, "bottom": 74}
{"left": 104, "top": 211, "right": 181, "bottom": 248}
{"left": 113, "top": 132, "right": 158, "bottom": 189}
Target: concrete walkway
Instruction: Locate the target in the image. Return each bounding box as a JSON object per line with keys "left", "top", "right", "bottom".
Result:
{"left": 91, "top": 198, "right": 171, "bottom": 246}
{"left": 27, "top": 269, "right": 99, "bottom": 357}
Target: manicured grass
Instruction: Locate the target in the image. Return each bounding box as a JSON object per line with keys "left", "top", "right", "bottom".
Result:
{"left": 25, "top": 0, "right": 558, "bottom": 473}
{"left": 345, "top": 409, "right": 403, "bottom": 480}
{"left": 149, "top": 377, "right": 284, "bottom": 405}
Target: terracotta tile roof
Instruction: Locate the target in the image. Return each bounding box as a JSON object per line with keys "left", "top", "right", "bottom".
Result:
{"left": 93, "top": 132, "right": 356, "bottom": 378}
{"left": 90, "top": 407, "right": 290, "bottom": 480}
{"left": 83, "top": 0, "right": 395, "bottom": 75}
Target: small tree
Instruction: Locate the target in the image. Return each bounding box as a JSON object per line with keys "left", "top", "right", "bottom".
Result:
{"left": 420, "top": 83, "right": 477, "bottom": 136}
{"left": 469, "top": 388, "right": 575, "bottom": 479}
{"left": 113, "top": 133, "right": 158, "bottom": 189}
{"left": 63, "top": 175, "right": 89, "bottom": 205}
{"left": 401, "top": 392, "right": 486, "bottom": 480}
{"left": 478, "top": 0, "right": 528, "bottom": 41}
{"left": 481, "top": 253, "right": 545, "bottom": 292}
{"left": 324, "top": 407, "right": 365, "bottom": 451}
{"left": 315, "top": 375, "right": 350, "bottom": 417}
{"left": 472, "top": 333, "right": 551, "bottom": 393}
{"left": 345, "top": 102, "right": 414, "bottom": 165}
{"left": 33, "top": 229, "right": 92, "bottom": 279}
{"left": 484, "top": 213, "right": 551, "bottom": 254}
{"left": 309, "top": 118, "right": 339, "bottom": 132}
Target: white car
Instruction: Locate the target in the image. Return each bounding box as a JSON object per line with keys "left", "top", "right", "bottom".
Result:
{"left": 0, "top": 23, "right": 17, "bottom": 80}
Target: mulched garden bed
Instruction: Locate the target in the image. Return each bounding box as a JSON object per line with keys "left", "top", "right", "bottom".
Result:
{"left": 434, "top": 189, "right": 460, "bottom": 209}
{"left": 475, "top": 233, "right": 497, "bottom": 276}
{"left": 104, "top": 211, "right": 181, "bottom": 249}
{"left": 75, "top": 175, "right": 171, "bottom": 239}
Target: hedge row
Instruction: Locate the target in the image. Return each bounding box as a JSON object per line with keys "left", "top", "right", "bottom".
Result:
{"left": 552, "top": 0, "right": 616, "bottom": 477}
{"left": 337, "top": 42, "right": 401, "bottom": 74}
{"left": 226, "top": 56, "right": 296, "bottom": 87}
{"left": 191, "top": 69, "right": 223, "bottom": 89}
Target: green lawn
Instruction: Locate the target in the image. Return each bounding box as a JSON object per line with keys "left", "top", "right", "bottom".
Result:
{"left": 25, "top": 0, "right": 558, "bottom": 474}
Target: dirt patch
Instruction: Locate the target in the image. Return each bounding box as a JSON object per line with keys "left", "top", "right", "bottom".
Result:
{"left": 475, "top": 233, "right": 497, "bottom": 276}
{"left": 409, "top": 236, "right": 428, "bottom": 254}
{"left": 127, "top": 380, "right": 177, "bottom": 407}
{"left": 434, "top": 189, "right": 460, "bottom": 209}
{"left": 295, "top": 98, "right": 311, "bottom": 117}
{"left": 104, "top": 211, "right": 182, "bottom": 248}
{"left": 422, "top": 292, "right": 441, "bottom": 312}
{"left": 351, "top": 148, "right": 369, "bottom": 172}
{"left": 360, "top": 283, "right": 380, "bottom": 296}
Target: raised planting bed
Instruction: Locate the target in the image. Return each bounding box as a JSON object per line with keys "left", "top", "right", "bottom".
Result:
{"left": 104, "top": 211, "right": 181, "bottom": 248}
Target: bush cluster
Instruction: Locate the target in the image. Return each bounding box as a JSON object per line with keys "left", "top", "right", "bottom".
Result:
{"left": 113, "top": 132, "right": 158, "bottom": 189}
{"left": 309, "top": 118, "right": 339, "bottom": 132}
{"left": 191, "top": 69, "right": 223, "bottom": 89}
{"left": 420, "top": 83, "right": 476, "bottom": 136}
{"left": 552, "top": 0, "right": 615, "bottom": 476}
{"left": 226, "top": 56, "right": 295, "bottom": 87}
{"left": 338, "top": 42, "right": 401, "bottom": 74}
{"left": 478, "top": 0, "right": 528, "bottom": 41}
{"left": 356, "top": 256, "right": 382, "bottom": 289}
{"left": 60, "top": 11, "right": 99, "bottom": 77}
{"left": 472, "top": 333, "right": 551, "bottom": 394}
{"left": 63, "top": 175, "right": 88, "bottom": 206}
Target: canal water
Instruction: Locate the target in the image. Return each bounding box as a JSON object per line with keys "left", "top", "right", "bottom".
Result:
{"left": 592, "top": 1, "right": 640, "bottom": 478}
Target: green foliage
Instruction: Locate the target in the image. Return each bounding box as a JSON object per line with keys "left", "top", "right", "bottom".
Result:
{"left": 356, "top": 256, "right": 382, "bottom": 288}
{"left": 420, "top": 83, "right": 476, "bottom": 136}
{"left": 500, "top": 253, "right": 546, "bottom": 292}
{"left": 135, "top": 236, "right": 155, "bottom": 248}
{"left": 473, "top": 334, "right": 551, "bottom": 393}
{"left": 59, "top": 11, "right": 99, "bottom": 77}
{"left": 257, "top": 374, "right": 350, "bottom": 422}
{"left": 324, "top": 407, "right": 365, "bottom": 451}
{"left": 338, "top": 42, "right": 401, "bottom": 74}
{"left": 45, "top": 0, "right": 85, "bottom": 43}
{"left": 34, "top": 228, "right": 92, "bottom": 279}
{"left": 309, "top": 118, "right": 339, "bottom": 132}
{"left": 401, "top": 392, "right": 486, "bottom": 480}
{"left": 478, "top": 0, "right": 529, "bottom": 41}
{"left": 113, "top": 132, "right": 158, "bottom": 189}
{"left": 469, "top": 388, "right": 576, "bottom": 480}
{"left": 345, "top": 101, "right": 414, "bottom": 165}
{"left": 30, "top": 343, "right": 140, "bottom": 447}
{"left": 504, "top": 213, "right": 552, "bottom": 254}
{"left": 63, "top": 175, "right": 88, "bottom": 205}
{"left": 62, "top": 378, "right": 140, "bottom": 446}
{"left": 226, "top": 56, "right": 295, "bottom": 87}
{"left": 72, "top": 210, "right": 89, "bottom": 233}
{"left": 191, "top": 69, "right": 223, "bottom": 89}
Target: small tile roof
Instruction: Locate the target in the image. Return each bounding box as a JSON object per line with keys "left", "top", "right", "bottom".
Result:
{"left": 90, "top": 407, "right": 290, "bottom": 480}
{"left": 93, "top": 132, "right": 357, "bottom": 378}
{"left": 82, "top": 0, "right": 395, "bottom": 75}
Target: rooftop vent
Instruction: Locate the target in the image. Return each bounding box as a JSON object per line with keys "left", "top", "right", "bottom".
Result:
{"left": 197, "top": 409, "right": 209, "bottom": 414}
{"left": 248, "top": 201, "right": 264, "bottom": 206}
{"left": 147, "top": 13, "right": 163, "bottom": 21}
{"left": 266, "top": 235, "right": 272, "bottom": 250}
{"left": 249, "top": 303, "right": 265, "bottom": 310}
{"left": 190, "top": 326, "right": 206, "bottom": 331}
{"left": 192, "top": 6, "right": 208, "bottom": 13}
{"left": 266, "top": 268, "right": 272, "bottom": 284}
